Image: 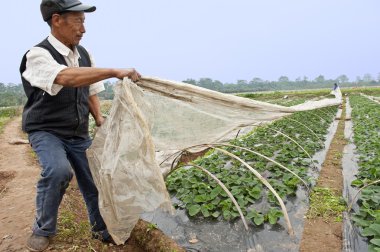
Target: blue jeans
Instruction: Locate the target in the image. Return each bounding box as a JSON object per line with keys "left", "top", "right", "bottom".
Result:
{"left": 28, "top": 131, "right": 108, "bottom": 238}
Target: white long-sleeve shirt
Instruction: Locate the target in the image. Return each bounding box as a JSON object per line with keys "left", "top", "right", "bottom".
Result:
{"left": 22, "top": 34, "right": 104, "bottom": 96}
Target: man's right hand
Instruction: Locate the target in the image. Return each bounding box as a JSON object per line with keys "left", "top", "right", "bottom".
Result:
{"left": 116, "top": 68, "right": 141, "bottom": 82}
{"left": 54, "top": 67, "right": 142, "bottom": 88}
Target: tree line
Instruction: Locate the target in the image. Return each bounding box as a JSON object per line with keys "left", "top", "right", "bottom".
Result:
{"left": 0, "top": 81, "right": 115, "bottom": 107}
{"left": 1, "top": 74, "right": 379, "bottom": 107}
{"left": 183, "top": 74, "right": 380, "bottom": 93}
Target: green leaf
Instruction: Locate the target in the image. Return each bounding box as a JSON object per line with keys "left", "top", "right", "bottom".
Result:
{"left": 231, "top": 188, "right": 242, "bottom": 196}
{"left": 182, "top": 179, "right": 193, "bottom": 189}
{"left": 211, "top": 211, "right": 220, "bottom": 218}
{"left": 201, "top": 205, "right": 210, "bottom": 217}
{"left": 188, "top": 204, "right": 201, "bottom": 216}
{"left": 361, "top": 227, "right": 378, "bottom": 237}
{"left": 366, "top": 224, "right": 380, "bottom": 236}
{"left": 267, "top": 208, "right": 283, "bottom": 225}
{"left": 254, "top": 215, "right": 264, "bottom": 226}
{"left": 189, "top": 177, "right": 198, "bottom": 183}
{"left": 205, "top": 203, "right": 215, "bottom": 211}
{"left": 211, "top": 197, "right": 221, "bottom": 205}
{"left": 219, "top": 199, "right": 232, "bottom": 210}
{"left": 352, "top": 216, "right": 371, "bottom": 227}
{"left": 231, "top": 211, "right": 240, "bottom": 218}
{"left": 247, "top": 209, "right": 264, "bottom": 225}
{"left": 194, "top": 195, "right": 208, "bottom": 203}
{"left": 210, "top": 187, "right": 222, "bottom": 199}
{"left": 248, "top": 187, "right": 262, "bottom": 199}
{"left": 372, "top": 210, "right": 380, "bottom": 220}
{"left": 182, "top": 195, "right": 193, "bottom": 204}
{"left": 368, "top": 244, "right": 380, "bottom": 252}
{"left": 223, "top": 210, "right": 232, "bottom": 220}
{"left": 370, "top": 238, "right": 380, "bottom": 246}
{"left": 237, "top": 197, "right": 247, "bottom": 207}
{"left": 220, "top": 189, "right": 228, "bottom": 197}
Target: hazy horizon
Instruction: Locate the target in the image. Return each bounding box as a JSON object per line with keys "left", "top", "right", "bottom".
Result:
{"left": 1, "top": 0, "right": 379, "bottom": 84}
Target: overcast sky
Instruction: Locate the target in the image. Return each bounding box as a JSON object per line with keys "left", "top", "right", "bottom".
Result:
{"left": 1, "top": 0, "right": 379, "bottom": 84}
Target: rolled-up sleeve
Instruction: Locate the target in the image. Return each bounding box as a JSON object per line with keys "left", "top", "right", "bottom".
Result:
{"left": 88, "top": 52, "right": 105, "bottom": 96}
{"left": 22, "top": 47, "right": 67, "bottom": 96}
{"left": 23, "top": 46, "right": 105, "bottom": 96}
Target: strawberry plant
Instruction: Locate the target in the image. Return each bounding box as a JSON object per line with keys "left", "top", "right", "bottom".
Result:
{"left": 166, "top": 106, "right": 338, "bottom": 228}
{"left": 349, "top": 95, "right": 380, "bottom": 252}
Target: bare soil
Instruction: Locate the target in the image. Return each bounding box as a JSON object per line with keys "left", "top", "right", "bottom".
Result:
{"left": 0, "top": 117, "right": 39, "bottom": 252}
{"left": 299, "top": 103, "right": 347, "bottom": 252}
{"left": 0, "top": 118, "right": 184, "bottom": 252}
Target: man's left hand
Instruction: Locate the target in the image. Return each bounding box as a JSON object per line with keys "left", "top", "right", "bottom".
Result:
{"left": 95, "top": 115, "right": 106, "bottom": 127}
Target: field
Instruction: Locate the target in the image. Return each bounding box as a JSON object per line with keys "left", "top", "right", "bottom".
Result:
{"left": 348, "top": 94, "right": 380, "bottom": 251}
{"left": 0, "top": 87, "right": 379, "bottom": 251}
{"left": 162, "top": 87, "right": 380, "bottom": 251}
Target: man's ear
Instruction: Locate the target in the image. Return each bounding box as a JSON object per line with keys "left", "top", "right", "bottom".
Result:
{"left": 51, "top": 14, "right": 61, "bottom": 27}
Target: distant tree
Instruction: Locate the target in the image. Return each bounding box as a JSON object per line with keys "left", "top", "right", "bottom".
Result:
{"left": 0, "top": 83, "right": 26, "bottom": 106}
{"left": 183, "top": 78, "right": 197, "bottom": 85}
{"left": 314, "top": 75, "right": 325, "bottom": 83}
{"left": 237, "top": 80, "right": 248, "bottom": 85}
{"left": 178, "top": 74, "right": 376, "bottom": 93}
{"left": 249, "top": 77, "right": 263, "bottom": 84}
{"left": 362, "top": 73, "right": 373, "bottom": 82}
{"left": 377, "top": 72, "right": 380, "bottom": 82}
{"left": 213, "top": 80, "right": 224, "bottom": 91}
{"left": 356, "top": 76, "right": 362, "bottom": 83}
{"left": 198, "top": 78, "right": 210, "bottom": 88}
{"left": 199, "top": 80, "right": 225, "bottom": 91}
{"left": 278, "top": 76, "right": 289, "bottom": 83}
{"left": 336, "top": 74, "right": 349, "bottom": 83}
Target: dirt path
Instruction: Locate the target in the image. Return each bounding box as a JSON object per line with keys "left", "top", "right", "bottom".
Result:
{"left": 0, "top": 117, "right": 39, "bottom": 252}
{"left": 0, "top": 117, "right": 185, "bottom": 252}
{"left": 299, "top": 102, "right": 346, "bottom": 252}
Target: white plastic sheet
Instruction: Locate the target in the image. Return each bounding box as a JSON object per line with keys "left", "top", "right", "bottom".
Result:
{"left": 87, "top": 77, "right": 342, "bottom": 244}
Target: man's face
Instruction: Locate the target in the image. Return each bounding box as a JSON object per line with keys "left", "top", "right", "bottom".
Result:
{"left": 54, "top": 12, "right": 86, "bottom": 49}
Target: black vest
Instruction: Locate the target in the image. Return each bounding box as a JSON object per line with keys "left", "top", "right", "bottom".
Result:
{"left": 20, "top": 38, "right": 91, "bottom": 139}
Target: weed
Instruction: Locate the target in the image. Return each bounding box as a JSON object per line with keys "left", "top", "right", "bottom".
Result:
{"left": 146, "top": 223, "right": 158, "bottom": 232}
{"left": 54, "top": 183, "right": 108, "bottom": 251}
{"left": 334, "top": 152, "right": 343, "bottom": 159}
{"left": 306, "top": 187, "right": 346, "bottom": 222}
{"left": 56, "top": 210, "right": 92, "bottom": 242}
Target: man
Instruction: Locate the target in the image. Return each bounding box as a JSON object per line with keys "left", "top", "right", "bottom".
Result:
{"left": 20, "top": 0, "right": 141, "bottom": 251}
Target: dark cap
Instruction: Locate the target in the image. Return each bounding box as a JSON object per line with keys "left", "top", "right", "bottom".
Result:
{"left": 40, "top": 0, "right": 96, "bottom": 22}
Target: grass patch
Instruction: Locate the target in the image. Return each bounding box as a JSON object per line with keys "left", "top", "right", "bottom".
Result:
{"left": 0, "top": 106, "right": 22, "bottom": 133}
{"left": 53, "top": 182, "right": 111, "bottom": 251}
{"left": 0, "top": 117, "right": 9, "bottom": 134}
{"left": 306, "top": 187, "right": 346, "bottom": 222}
{"left": 56, "top": 210, "right": 92, "bottom": 241}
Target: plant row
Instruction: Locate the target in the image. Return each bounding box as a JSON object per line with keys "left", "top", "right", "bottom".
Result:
{"left": 166, "top": 105, "right": 338, "bottom": 227}
{"left": 239, "top": 89, "right": 334, "bottom": 107}
{"left": 349, "top": 95, "right": 380, "bottom": 252}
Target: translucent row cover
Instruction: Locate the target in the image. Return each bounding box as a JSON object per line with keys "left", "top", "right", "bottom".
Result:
{"left": 87, "top": 77, "right": 342, "bottom": 244}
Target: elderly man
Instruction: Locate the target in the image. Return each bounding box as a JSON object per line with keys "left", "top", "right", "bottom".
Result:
{"left": 20, "top": 0, "right": 141, "bottom": 251}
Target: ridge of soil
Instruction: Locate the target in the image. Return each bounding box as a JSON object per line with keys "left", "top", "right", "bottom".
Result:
{"left": 299, "top": 102, "right": 347, "bottom": 252}
{"left": 0, "top": 117, "right": 184, "bottom": 252}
